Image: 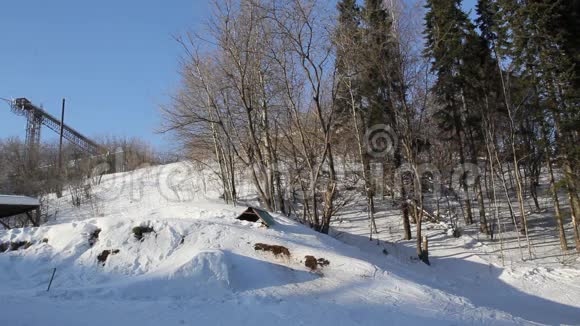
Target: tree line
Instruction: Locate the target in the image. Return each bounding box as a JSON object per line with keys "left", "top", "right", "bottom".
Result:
{"left": 0, "top": 136, "right": 163, "bottom": 228}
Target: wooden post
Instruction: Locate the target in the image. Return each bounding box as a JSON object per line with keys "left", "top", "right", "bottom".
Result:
{"left": 420, "top": 236, "right": 430, "bottom": 265}
{"left": 47, "top": 268, "right": 56, "bottom": 292}
{"left": 57, "top": 98, "right": 66, "bottom": 198}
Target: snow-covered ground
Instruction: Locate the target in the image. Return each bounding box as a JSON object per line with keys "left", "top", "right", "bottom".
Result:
{"left": 1, "top": 163, "right": 579, "bottom": 325}
{"left": 333, "top": 203, "right": 580, "bottom": 325}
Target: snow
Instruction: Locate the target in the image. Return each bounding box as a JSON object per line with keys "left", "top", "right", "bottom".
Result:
{"left": 0, "top": 162, "right": 579, "bottom": 325}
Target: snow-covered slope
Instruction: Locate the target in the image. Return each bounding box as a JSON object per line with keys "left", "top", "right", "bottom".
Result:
{"left": 0, "top": 163, "right": 578, "bottom": 325}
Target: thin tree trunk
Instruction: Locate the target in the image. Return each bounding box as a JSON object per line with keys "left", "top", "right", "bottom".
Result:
{"left": 491, "top": 130, "right": 525, "bottom": 261}
{"left": 402, "top": 195, "right": 412, "bottom": 240}
{"left": 546, "top": 156, "right": 568, "bottom": 251}
{"left": 485, "top": 134, "right": 505, "bottom": 266}
{"left": 476, "top": 179, "right": 490, "bottom": 235}
{"left": 559, "top": 153, "right": 580, "bottom": 251}
{"left": 348, "top": 91, "right": 377, "bottom": 239}
{"left": 459, "top": 89, "right": 474, "bottom": 225}
{"left": 397, "top": 149, "right": 411, "bottom": 240}
{"left": 510, "top": 132, "right": 533, "bottom": 259}
{"left": 568, "top": 189, "right": 580, "bottom": 252}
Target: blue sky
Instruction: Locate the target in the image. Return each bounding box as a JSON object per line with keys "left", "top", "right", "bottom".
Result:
{"left": 0, "top": 0, "right": 210, "bottom": 150}
{"left": 0, "top": 0, "right": 477, "bottom": 151}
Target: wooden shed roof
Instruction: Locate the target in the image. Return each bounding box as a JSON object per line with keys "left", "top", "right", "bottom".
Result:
{"left": 237, "top": 207, "right": 276, "bottom": 227}
{"left": 0, "top": 195, "right": 40, "bottom": 219}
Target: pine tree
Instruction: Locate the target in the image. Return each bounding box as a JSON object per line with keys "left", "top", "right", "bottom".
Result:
{"left": 491, "top": 0, "right": 579, "bottom": 252}
{"left": 360, "top": 0, "right": 398, "bottom": 127}
{"left": 520, "top": 0, "right": 580, "bottom": 251}
{"left": 475, "top": 0, "right": 498, "bottom": 47}
{"left": 334, "top": 0, "right": 361, "bottom": 124}
{"left": 361, "top": 0, "right": 413, "bottom": 241}
{"left": 424, "top": 0, "right": 476, "bottom": 225}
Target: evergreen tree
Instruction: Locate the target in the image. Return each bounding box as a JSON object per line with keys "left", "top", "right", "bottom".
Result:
{"left": 491, "top": 0, "right": 579, "bottom": 250}
{"left": 424, "top": 0, "right": 477, "bottom": 225}
{"left": 360, "top": 0, "right": 396, "bottom": 127}
{"left": 475, "top": 0, "right": 498, "bottom": 47}
{"left": 513, "top": 0, "right": 580, "bottom": 250}
{"left": 334, "top": 0, "right": 361, "bottom": 124}
{"left": 360, "top": 0, "right": 410, "bottom": 240}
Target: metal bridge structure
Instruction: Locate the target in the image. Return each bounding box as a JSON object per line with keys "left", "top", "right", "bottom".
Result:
{"left": 9, "top": 98, "right": 105, "bottom": 164}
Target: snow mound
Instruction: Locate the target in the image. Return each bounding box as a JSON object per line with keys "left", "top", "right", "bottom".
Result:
{"left": 226, "top": 251, "right": 319, "bottom": 292}
{"left": 119, "top": 250, "right": 231, "bottom": 299}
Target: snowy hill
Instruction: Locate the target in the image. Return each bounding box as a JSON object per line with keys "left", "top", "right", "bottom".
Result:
{"left": 1, "top": 163, "right": 579, "bottom": 325}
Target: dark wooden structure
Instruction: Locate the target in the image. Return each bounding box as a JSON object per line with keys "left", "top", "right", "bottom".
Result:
{"left": 237, "top": 207, "right": 276, "bottom": 227}
{"left": 0, "top": 195, "right": 40, "bottom": 219}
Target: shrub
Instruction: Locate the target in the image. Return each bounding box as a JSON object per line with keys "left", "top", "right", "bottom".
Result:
{"left": 304, "top": 255, "right": 330, "bottom": 271}
{"left": 97, "top": 249, "right": 120, "bottom": 266}
{"left": 10, "top": 241, "right": 32, "bottom": 251}
{"left": 0, "top": 241, "right": 32, "bottom": 252}
{"left": 132, "top": 226, "right": 155, "bottom": 241}
{"left": 304, "top": 255, "right": 318, "bottom": 270}
{"left": 0, "top": 241, "right": 33, "bottom": 252}
{"left": 254, "top": 243, "right": 291, "bottom": 257}
{"left": 88, "top": 229, "right": 101, "bottom": 247}
{"left": 317, "top": 257, "right": 330, "bottom": 267}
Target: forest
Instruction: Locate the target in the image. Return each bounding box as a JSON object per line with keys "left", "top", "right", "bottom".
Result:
{"left": 161, "top": 0, "right": 579, "bottom": 264}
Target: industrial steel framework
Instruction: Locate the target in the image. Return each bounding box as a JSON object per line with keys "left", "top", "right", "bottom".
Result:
{"left": 10, "top": 98, "right": 105, "bottom": 163}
